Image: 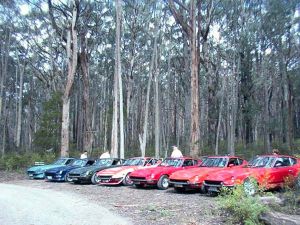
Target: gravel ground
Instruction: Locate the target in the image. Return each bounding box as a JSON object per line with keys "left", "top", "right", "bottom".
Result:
{"left": 0, "top": 171, "right": 227, "bottom": 225}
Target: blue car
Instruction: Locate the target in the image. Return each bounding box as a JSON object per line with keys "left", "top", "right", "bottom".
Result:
{"left": 44, "top": 158, "right": 95, "bottom": 182}
{"left": 27, "top": 158, "right": 75, "bottom": 179}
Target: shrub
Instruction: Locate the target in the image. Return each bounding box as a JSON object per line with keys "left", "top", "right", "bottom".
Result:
{"left": 0, "top": 152, "right": 56, "bottom": 171}
{"left": 218, "top": 185, "right": 268, "bottom": 225}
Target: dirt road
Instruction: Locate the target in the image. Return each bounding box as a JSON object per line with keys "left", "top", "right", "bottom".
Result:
{"left": 0, "top": 171, "right": 225, "bottom": 225}
{"left": 0, "top": 183, "right": 131, "bottom": 225}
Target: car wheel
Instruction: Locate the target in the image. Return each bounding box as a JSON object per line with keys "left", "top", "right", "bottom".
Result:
{"left": 243, "top": 178, "right": 257, "bottom": 196}
{"left": 91, "top": 173, "right": 98, "bottom": 184}
{"left": 174, "top": 187, "right": 186, "bottom": 193}
{"left": 157, "top": 175, "right": 169, "bottom": 190}
{"left": 123, "top": 173, "right": 133, "bottom": 186}
{"left": 65, "top": 173, "right": 72, "bottom": 182}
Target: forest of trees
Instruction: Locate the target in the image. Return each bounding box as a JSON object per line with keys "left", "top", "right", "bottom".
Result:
{"left": 0, "top": 0, "right": 299, "bottom": 159}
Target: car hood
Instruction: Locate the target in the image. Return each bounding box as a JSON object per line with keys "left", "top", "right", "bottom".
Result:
{"left": 46, "top": 165, "right": 81, "bottom": 173}
{"left": 170, "top": 167, "right": 221, "bottom": 180}
{"left": 27, "top": 164, "right": 62, "bottom": 172}
{"left": 205, "top": 167, "right": 254, "bottom": 181}
{"left": 97, "top": 166, "right": 136, "bottom": 175}
{"left": 70, "top": 164, "right": 122, "bottom": 174}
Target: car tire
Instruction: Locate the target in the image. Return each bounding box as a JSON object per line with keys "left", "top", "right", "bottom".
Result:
{"left": 174, "top": 187, "right": 186, "bottom": 193}
{"left": 65, "top": 173, "right": 72, "bottom": 182}
{"left": 243, "top": 178, "right": 257, "bottom": 196}
{"left": 157, "top": 175, "right": 169, "bottom": 190}
{"left": 91, "top": 173, "right": 98, "bottom": 184}
{"left": 123, "top": 173, "right": 133, "bottom": 186}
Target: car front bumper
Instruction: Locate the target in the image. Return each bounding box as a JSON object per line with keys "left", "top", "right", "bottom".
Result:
{"left": 130, "top": 177, "right": 158, "bottom": 185}
{"left": 203, "top": 181, "right": 235, "bottom": 192}
{"left": 169, "top": 179, "right": 202, "bottom": 189}
{"left": 27, "top": 171, "right": 45, "bottom": 179}
{"left": 44, "top": 173, "right": 65, "bottom": 181}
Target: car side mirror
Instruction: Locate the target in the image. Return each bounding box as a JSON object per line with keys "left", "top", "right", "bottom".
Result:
{"left": 228, "top": 164, "right": 234, "bottom": 168}
{"left": 274, "top": 162, "right": 283, "bottom": 167}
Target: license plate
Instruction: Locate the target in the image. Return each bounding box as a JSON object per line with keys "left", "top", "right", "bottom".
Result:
{"left": 174, "top": 184, "right": 183, "bottom": 188}
{"left": 72, "top": 178, "right": 78, "bottom": 181}
{"left": 47, "top": 176, "right": 52, "bottom": 180}
{"left": 102, "top": 180, "right": 109, "bottom": 183}
{"left": 29, "top": 174, "right": 33, "bottom": 177}
{"left": 134, "top": 181, "right": 140, "bottom": 185}
{"left": 208, "top": 186, "right": 218, "bottom": 192}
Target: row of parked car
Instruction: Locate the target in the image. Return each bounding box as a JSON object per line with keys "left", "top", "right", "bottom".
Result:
{"left": 27, "top": 154, "right": 300, "bottom": 195}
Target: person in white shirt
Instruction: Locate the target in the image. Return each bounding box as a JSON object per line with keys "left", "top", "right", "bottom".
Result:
{"left": 170, "top": 146, "right": 183, "bottom": 158}
{"left": 99, "top": 151, "right": 111, "bottom": 158}
{"left": 80, "top": 151, "right": 88, "bottom": 159}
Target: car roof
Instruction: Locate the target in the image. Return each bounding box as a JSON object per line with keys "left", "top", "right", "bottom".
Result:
{"left": 165, "top": 157, "right": 196, "bottom": 160}
{"left": 206, "top": 156, "right": 242, "bottom": 159}
{"left": 253, "top": 154, "right": 298, "bottom": 158}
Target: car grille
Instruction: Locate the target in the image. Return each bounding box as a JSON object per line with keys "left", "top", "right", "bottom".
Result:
{"left": 170, "top": 179, "right": 188, "bottom": 185}
{"left": 204, "top": 180, "right": 222, "bottom": 187}
{"left": 130, "top": 176, "right": 146, "bottom": 181}
{"left": 99, "top": 175, "right": 112, "bottom": 180}
{"left": 69, "top": 173, "right": 80, "bottom": 177}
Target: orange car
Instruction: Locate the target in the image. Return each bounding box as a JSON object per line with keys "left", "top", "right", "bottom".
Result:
{"left": 169, "top": 156, "right": 247, "bottom": 192}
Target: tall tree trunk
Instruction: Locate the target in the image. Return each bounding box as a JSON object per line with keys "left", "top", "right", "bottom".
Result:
{"left": 154, "top": 46, "right": 160, "bottom": 158}
{"left": 215, "top": 76, "right": 225, "bottom": 155}
{"left": 16, "top": 62, "right": 25, "bottom": 148}
{"left": 80, "top": 47, "right": 93, "bottom": 154}
{"left": 139, "top": 36, "right": 157, "bottom": 157}
{"left": 116, "top": 0, "right": 124, "bottom": 159}
{"left": 61, "top": 2, "right": 78, "bottom": 157}
{"left": 0, "top": 28, "right": 11, "bottom": 121}
{"left": 189, "top": 0, "right": 200, "bottom": 157}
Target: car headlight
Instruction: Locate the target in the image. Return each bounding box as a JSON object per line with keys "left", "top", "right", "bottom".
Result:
{"left": 85, "top": 171, "right": 92, "bottom": 176}
{"left": 150, "top": 174, "right": 155, "bottom": 179}
{"left": 194, "top": 176, "right": 199, "bottom": 182}
{"left": 58, "top": 170, "right": 63, "bottom": 174}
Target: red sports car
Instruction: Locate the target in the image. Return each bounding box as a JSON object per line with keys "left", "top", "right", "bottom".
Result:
{"left": 129, "top": 157, "right": 199, "bottom": 190}
{"left": 95, "top": 157, "right": 158, "bottom": 185}
{"left": 203, "top": 154, "right": 300, "bottom": 195}
{"left": 169, "top": 156, "right": 247, "bottom": 192}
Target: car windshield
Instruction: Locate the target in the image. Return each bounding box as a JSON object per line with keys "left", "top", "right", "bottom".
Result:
{"left": 248, "top": 156, "right": 275, "bottom": 168}
{"left": 122, "top": 158, "right": 144, "bottom": 166}
{"left": 94, "top": 159, "right": 113, "bottom": 166}
{"left": 159, "top": 158, "right": 183, "bottom": 167}
{"left": 53, "top": 159, "right": 66, "bottom": 165}
{"left": 71, "top": 159, "right": 86, "bottom": 166}
{"left": 200, "top": 157, "right": 228, "bottom": 167}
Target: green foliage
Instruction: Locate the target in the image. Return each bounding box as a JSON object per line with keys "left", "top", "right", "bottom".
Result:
{"left": 218, "top": 185, "right": 268, "bottom": 225}
{"left": 34, "top": 92, "right": 62, "bottom": 152}
{"left": 0, "top": 152, "right": 56, "bottom": 171}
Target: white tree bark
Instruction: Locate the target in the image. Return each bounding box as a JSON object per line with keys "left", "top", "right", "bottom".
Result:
{"left": 16, "top": 62, "right": 25, "bottom": 148}
{"left": 139, "top": 35, "right": 158, "bottom": 157}
{"left": 116, "top": 0, "right": 124, "bottom": 159}
{"left": 61, "top": 2, "right": 78, "bottom": 157}
{"left": 154, "top": 47, "right": 160, "bottom": 158}
{"left": 215, "top": 75, "right": 225, "bottom": 155}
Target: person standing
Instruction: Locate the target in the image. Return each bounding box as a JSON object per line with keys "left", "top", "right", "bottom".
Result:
{"left": 80, "top": 151, "right": 88, "bottom": 159}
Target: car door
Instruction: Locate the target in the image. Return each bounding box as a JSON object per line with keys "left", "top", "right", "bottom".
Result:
{"left": 269, "top": 157, "right": 292, "bottom": 185}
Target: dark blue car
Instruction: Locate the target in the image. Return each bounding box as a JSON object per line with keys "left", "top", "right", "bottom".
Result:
{"left": 44, "top": 158, "right": 95, "bottom": 181}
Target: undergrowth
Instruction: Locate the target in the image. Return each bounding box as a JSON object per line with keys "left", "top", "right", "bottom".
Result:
{"left": 0, "top": 152, "right": 56, "bottom": 171}
{"left": 217, "top": 185, "right": 268, "bottom": 225}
